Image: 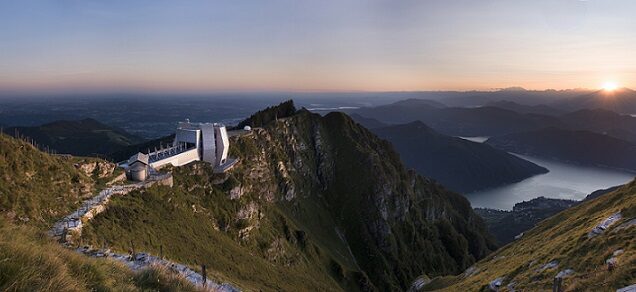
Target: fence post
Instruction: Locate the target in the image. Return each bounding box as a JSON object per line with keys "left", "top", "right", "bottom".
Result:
{"left": 130, "top": 240, "right": 136, "bottom": 260}
{"left": 202, "top": 264, "right": 207, "bottom": 287}
{"left": 553, "top": 277, "right": 563, "bottom": 292}
{"left": 59, "top": 228, "right": 67, "bottom": 244}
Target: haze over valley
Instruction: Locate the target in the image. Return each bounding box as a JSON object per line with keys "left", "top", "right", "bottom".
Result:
{"left": 2, "top": 1, "right": 636, "bottom": 291}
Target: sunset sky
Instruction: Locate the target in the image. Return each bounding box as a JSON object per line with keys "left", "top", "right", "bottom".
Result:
{"left": 1, "top": 0, "right": 635, "bottom": 93}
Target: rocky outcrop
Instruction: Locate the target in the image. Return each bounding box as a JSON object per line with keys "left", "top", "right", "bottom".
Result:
{"left": 75, "top": 159, "right": 117, "bottom": 178}
{"left": 229, "top": 105, "right": 497, "bottom": 290}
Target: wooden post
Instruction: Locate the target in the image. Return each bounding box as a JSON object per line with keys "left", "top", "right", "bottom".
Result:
{"left": 59, "top": 228, "right": 67, "bottom": 244}
{"left": 160, "top": 245, "right": 163, "bottom": 260}
{"left": 202, "top": 264, "right": 207, "bottom": 287}
{"left": 553, "top": 277, "right": 563, "bottom": 292}
{"left": 130, "top": 240, "right": 136, "bottom": 260}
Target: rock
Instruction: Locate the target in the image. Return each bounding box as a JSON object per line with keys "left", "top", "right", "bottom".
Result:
{"left": 408, "top": 275, "right": 431, "bottom": 291}
{"left": 488, "top": 277, "right": 505, "bottom": 291}
{"left": 588, "top": 212, "right": 622, "bottom": 238}
{"left": 462, "top": 266, "right": 480, "bottom": 278}
{"left": 229, "top": 186, "right": 244, "bottom": 200}
{"left": 77, "top": 160, "right": 116, "bottom": 178}
{"left": 555, "top": 268, "right": 574, "bottom": 278}
{"left": 537, "top": 260, "right": 559, "bottom": 272}
{"left": 617, "top": 284, "right": 636, "bottom": 292}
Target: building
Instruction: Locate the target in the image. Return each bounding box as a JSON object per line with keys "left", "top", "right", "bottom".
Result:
{"left": 126, "top": 152, "right": 149, "bottom": 181}
{"left": 124, "top": 120, "right": 233, "bottom": 181}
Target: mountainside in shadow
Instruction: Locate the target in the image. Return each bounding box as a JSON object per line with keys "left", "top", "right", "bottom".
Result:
{"left": 485, "top": 100, "right": 564, "bottom": 116}
{"left": 486, "top": 127, "right": 636, "bottom": 172}
{"left": 369, "top": 121, "right": 547, "bottom": 193}
{"left": 559, "top": 109, "right": 636, "bottom": 143}
{"left": 423, "top": 179, "right": 636, "bottom": 291}
{"left": 6, "top": 118, "right": 145, "bottom": 158}
{"left": 80, "top": 101, "right": 496, "bottom": 291}
{"left": 355, "top": 102, "right": 561, "bottom": 137}
{"left": 354, "top": 99, "right": 636, "bottom": 143}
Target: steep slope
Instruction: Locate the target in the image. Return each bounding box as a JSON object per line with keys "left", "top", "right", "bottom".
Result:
{"left": 475, "top": 197, "right": 578, "bottom": 245}
{"left": 0, "top": 133, "right": 97, "bottom": 227}
{"left": 81, "top": 102, "right": 496, "bottom": 291}
{"left": 7, "top": 118, "right": 145, "bottom": 157}
{"left": 0, "top": 133, "right": 202, "bottom": 291}
{"left": 370, "top": 121, "right": 547, "bottom": 193}
{"left": 349, "top": 114, "right": 388, "bottom": 129}
{"left": 486, "top": 127, "right": 636, "bottom": 172}
{"left": 425, "top": 179, "right": 636, "bottom": 291}
{"left": 0, "top": 220, "right": 199, "bottom": 291}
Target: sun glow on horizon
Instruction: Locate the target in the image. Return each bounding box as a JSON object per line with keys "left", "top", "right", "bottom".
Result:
{"left": 602, "top": 82, "right": 619, "bottom": 92}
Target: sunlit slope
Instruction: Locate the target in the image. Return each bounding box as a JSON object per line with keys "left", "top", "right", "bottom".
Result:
{"left": 0, "top": 133, "right": 199, "bottom": 291}
{"left": 427, "top": 179, "right": 636, "bottom": 291}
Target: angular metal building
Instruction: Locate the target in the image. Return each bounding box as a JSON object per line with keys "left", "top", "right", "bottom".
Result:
{"left": 124, "top": 120, "right": 232, "bottom": 181}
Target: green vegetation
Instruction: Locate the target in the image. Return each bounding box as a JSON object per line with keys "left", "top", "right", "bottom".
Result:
{"left": 0, "top": 133, "right": 201, "bottom": 291}
{"left": 236, "top": 99, "right": 297, "bottom": 129}
{"left": 0, "top": 133, "right": 94, "bottom": 228}
{"left": 81, "top": 104, "right": 496, "bottom": 291}
{"left": 0, "top": 219, "right": 200, "bottom": 292}
{"left": 6, "top": 118, "right": 145, "bottom": 158}
{"left": 81, "top": 165, "right": 348, "bottom": 291}
{"left": 429, "top": 179, "right": 636, "bottom": 291}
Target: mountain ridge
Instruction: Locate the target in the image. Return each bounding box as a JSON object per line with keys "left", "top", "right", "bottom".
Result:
{"left": 79, "top": 101, "right": 496, "bottom": 290}
{"left": 368, "top": 120, "right": 548, "bottom": 193}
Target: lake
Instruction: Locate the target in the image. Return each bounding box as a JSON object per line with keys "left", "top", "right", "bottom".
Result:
{"left": 462, "top": 139, "right": 635, "bottom": 210}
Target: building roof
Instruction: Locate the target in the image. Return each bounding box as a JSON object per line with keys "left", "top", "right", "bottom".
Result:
{"left": 128, "top": 152, "right": 149, "bottom": 165}
{"left": 129, "top": 162, "right": 148, "bottom": 171}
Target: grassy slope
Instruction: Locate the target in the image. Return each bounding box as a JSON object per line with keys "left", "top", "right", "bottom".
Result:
{"left": 81, "top": 108, "right": 495, "bottom": 291}
{"left": 7, "top": 118, "right": 145, "bottom": 158}
{"left": 0, "top": 133, "right": 201, "bottom": 291}
{"left": 81, "top": 165, "right": 347, "bottom": 291}
{"left": 0, "top": 219, "right": 200, "bottom": 292}
{"left": 0, "top": 133, "right": 94, "bottom": 227}
{"left": 429, "top": 179, "right": 636, "bottom": 291}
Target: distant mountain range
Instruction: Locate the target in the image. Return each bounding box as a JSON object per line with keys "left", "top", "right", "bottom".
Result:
{"left": 364, "top": 120, "right": 548, "bottom": 193}
{"left": 355, "top": 103, "right": 560, "bottom": 136}
{"left": 554, "top": 88, "right": 636, "bottom": 114}
{"left": 354, "top": 99, "right": 636, "bottom": 143}
{"left": 486, "top": 127, "right": 636, "bottom": 172}
{"left": 484, "top": 100, "right": 564, "bottom": 116}
{"left": 6, "top": 118, "right": 145, "bottom": 157}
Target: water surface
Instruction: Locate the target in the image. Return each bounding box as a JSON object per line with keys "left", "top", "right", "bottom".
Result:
{"left": 464, "top": 152, "right": 635, "bottom": 210}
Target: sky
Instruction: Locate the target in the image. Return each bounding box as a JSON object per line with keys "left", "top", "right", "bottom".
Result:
{"left": 1, "top": 0, "right": 635, "bottom": 93}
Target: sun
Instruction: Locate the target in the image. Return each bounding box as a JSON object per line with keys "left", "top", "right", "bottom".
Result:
{"left": 602, "top": 82, "right": 618, "bottom": 91}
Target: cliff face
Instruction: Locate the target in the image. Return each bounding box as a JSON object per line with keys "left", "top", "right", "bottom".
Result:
{"left": 230, "top": 108, "right": 496, "bottom": 289}
{"left": 369, "top": 121, "right": 548, "bottom": 193}
{"left": 486, "top": 127, "right": 636, "bottom": 172}
{"left": 82, "top": 104, "right": 496, "bottom": 291}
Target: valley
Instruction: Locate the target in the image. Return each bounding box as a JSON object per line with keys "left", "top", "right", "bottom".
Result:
{"left": 466, "top": 153, "right": 634, "bottom": 210}
{"left": 1, "top": 97, "right": 635, "bottom": 291}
